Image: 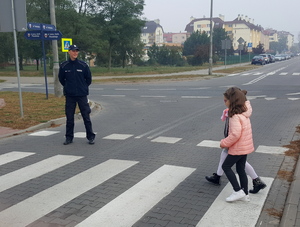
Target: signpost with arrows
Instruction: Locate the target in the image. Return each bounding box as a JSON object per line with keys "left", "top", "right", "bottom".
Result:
{"left": 24, "top": 23, "right": 63, "bottom": 99}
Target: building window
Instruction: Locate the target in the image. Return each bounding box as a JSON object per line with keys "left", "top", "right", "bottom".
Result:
{"left": 228, "top": 24, "right": 232, "bottom": 27}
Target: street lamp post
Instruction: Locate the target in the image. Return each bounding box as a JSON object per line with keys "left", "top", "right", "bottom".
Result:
{"left": 208, "top": 0, "right": 213, "bottom": 75}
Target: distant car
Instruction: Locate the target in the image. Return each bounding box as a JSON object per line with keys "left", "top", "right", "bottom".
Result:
{"left": 252, "top": 56, "right": 265, "bottom": 65}
{"left": 259, "top": 54, "right": 271, "bottom": 64}
{"left": 275, "top": 55, "right": 283, "bottom": 61}
{"left": 269, "top": 55, "right": 275, "bottom": 63}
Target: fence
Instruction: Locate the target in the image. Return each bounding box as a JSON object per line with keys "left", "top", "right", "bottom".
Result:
{"left": 218, "top": 53, "right": 256, "bottom": 65}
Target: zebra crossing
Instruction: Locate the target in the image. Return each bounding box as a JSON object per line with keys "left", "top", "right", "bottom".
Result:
{"left": 228, "top": 71, "right": 300, "bottom": 77}
{"left": 28, "top": 131, "right": 291, "bottom": 155}
{"left": 0, "top": 139, "right": 287, "bottom": 226}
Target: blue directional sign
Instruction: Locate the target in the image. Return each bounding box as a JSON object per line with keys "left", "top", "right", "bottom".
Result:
{"left": 24, "top": 31, "right": 42, "bottom": 40}
{"left": 24, "top": 30, "right": 62, "bottom": 40}
{"left": 43, "top": 31, "right": 62, "bottom": 40}
{"left": 41, "top": 24, "right": 56, "bottom": 31}
{"left": 248, "top": 43, "right": 253, "bottom": 48}
{"left": 27, "top": 22, "right": 41, "bottom": 30}
{"left": 27, "top": 22, "right": 56, "bottom": 31}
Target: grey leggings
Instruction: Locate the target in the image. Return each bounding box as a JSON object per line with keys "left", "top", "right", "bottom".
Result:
{"left": 222, "top": 154, "right": 248, "bottom": 195}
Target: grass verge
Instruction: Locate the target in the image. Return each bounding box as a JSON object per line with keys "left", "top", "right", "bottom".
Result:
{"left": 0, "top": 91, "right": 66, "bottom": 129}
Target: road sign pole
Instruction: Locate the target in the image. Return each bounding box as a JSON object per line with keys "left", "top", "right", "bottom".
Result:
{"left": 41, "top": 36, "right": 49, "bottom": 99}
{"left": 11, "top": 0, "right": 24, "bottom": 117}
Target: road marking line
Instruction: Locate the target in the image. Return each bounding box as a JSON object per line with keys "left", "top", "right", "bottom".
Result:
{"left": 0, "top": 159, "right": 138, "bottom": 227}
{"left": 288, "top": 98, "right": 300, "bottom": 101}
{"left": 141, "top": 95, "right": 166, "bottom": 98}
{"left": 279, "top": 72, "right": 288, "bottom": 75}
{"left": 0, "top": 151, "right": 35, "bottom": 166}
{"left": 151, "top": 136, "right": 182, "bottom": 144}
{"left": 103, "top": 133, "right": 133, "bottom": 140}
{"left": 115, "top": 88, "right": 139, "bottom": 91}
{"left": 76, "top": 164, "right": 196, "bottom": 227}
{"left": 265, "top": 97, "right": 276, "bottom": 100}
{"left": 29, "top": 130, "right": 60, "bottom": 136}
{"left": 101, "top": 95, "right": 126, "bottom": 97}
{"left": 197, "top": 176, "right": 274, "bottom": 227}
{"left": 197, "top": 140, "right": 220, "bottom": 148}
{"left": 292, "top": 73, "right": 300, "bottom": 76}
{"left": 181, "top": 96, "right": 211, "bottom": 99}
{"left": 0, "top": 155, "right": 83, "bottom": 193}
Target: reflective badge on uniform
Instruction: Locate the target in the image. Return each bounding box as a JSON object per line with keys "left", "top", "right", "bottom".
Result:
{"left": 77, "top": 69, "right": 83, "bottom": 72}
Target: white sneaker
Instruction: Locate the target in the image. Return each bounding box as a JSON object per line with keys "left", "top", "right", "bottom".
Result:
{"left": 226, "top": 189, "right": 246, "bottom": 202}
{"left": 239, "top": 195, "right": 250, "bottom": 202}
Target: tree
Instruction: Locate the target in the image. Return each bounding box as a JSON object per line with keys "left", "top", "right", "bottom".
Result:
{"left": 183, "top": 30, "right": 210, "bottom": 65}
{"left": 92, "top": 0, "right": 145, "bottom": 70}
{"left": 252, "top": 42, "right": 264, "bottom": 54}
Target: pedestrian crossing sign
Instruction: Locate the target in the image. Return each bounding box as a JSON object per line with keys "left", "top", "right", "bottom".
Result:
{"left": 61, "top": 38, "right": 72, "bottom": 52}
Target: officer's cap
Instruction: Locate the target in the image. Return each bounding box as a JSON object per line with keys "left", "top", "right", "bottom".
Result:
{"left": 68, "top": 45, "right": 79, "bottom": 51}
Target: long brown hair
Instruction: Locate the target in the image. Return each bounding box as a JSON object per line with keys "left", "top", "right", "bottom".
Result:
{"left": 223, "top": 87, "right": 247, "bottom": 117}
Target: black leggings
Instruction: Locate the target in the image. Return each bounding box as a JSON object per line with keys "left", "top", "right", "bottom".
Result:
{"left": 222, "top": 154, "right": 248, "bottom": 195}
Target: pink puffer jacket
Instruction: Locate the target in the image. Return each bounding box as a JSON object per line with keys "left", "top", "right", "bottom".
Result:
{"left": 220, "top": 101, "right": 254, "bottom": 155}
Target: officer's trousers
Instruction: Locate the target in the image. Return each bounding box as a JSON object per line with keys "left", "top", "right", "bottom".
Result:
{"left": 65, "top": 96, "right": 95, "bottom": 141}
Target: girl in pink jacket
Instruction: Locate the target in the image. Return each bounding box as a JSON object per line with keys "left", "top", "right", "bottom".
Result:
{"left": 221, "top": 87, "right": 254, "bottom": 202}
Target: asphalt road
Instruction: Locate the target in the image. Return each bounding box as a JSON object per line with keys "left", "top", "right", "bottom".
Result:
{"left": 0, "top": 58, "right": 300, "bottom": 226}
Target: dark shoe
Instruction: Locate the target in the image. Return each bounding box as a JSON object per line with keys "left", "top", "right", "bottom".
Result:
{"left": 249, "top": 177, "right": 267, "bottom": 194}
{"left": 205, "top": 173, "right": 221, "bottom": 185}
{"left": 63, "top": 139, "right": 73, "bottom": 145}
{"left": 88, "top": 139, "right": 95, "bottom": 145}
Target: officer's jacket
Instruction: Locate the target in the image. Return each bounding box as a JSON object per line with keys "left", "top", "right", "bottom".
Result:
{"left": 58, "top": 58, "right": 92, "bottom": 96}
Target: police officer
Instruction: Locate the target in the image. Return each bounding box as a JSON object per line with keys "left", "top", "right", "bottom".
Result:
{"left": 58, "top": 44, "right": 96, "bottom": 145}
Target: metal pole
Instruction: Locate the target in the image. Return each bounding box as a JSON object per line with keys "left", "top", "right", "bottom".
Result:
{"left": 42, "top": 38, "right": 49, "bottom": 99}
{"left": 208, "top": 0, "right": 213, "bottom": 75}
{"left": 50, "top": 0, "right": 62, "bottom": 97}
{"left": 11, "top": 0, "right": 23, "bottom": 117}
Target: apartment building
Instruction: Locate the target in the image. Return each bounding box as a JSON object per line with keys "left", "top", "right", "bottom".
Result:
{"left": 224, "top": 15, "right": 269, "bottom": 51}
{"left": 141, "top": 20, "right": 164, "bottom": 47}
{"left": 163, "top": 32, "right": 188, "bottom": 44}
{"left": 185, "top": 15, "right": 225, "bottom": 35}
{"left": 278, "top": 31, "right": 294, "bottom": 50}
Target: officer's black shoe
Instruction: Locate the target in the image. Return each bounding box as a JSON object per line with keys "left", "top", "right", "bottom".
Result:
{"left": 88, "top": 139, "right": 95, "bottom": 145}
{"left": 63, "top": 139, "right": 73, "bottom": 145}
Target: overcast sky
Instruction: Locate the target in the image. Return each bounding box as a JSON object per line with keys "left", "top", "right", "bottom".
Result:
{"left": 143, "top": 0, "right": 299, "bottom": 42}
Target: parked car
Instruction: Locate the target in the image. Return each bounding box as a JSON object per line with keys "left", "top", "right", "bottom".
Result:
{"left": 259, "top": 54, "right": 270, "bottom": 64}
{"left": 275, "top": 55, "right": 283, "bottom": 61}
{"left": 252, "top": 56, "right": 266, "bottom": 65}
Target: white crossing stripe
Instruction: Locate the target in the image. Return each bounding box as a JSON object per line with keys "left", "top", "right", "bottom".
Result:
{"left": 74, "top": 132, "right": 86, "bottom": 138}
{"left": 254, "top": 145, "right": 288, "bottom": 154}
{"left": 29, "top": 130, "right": 60, "bottom": 136}
{"left": 197, "top": 140, "right": 220, "bottom": 148}
{"left": 0, "top": 155, "right": 83, "bottom": 193}
{"left": 0, "top": 159, "right": 138, "bottom": 227}
{"left": 0, "top": 151, "right": 35, "bottom": 166}
{"left": 197, "top": 141, "right": 288, "bottom": 155}
{"left": 103, "top": 133, "right": 133, "bottom": 140}
{"left": 279, "top": 72, "right": 288, "bottom": 75}
{"left": 141, "top": 95, "right": 166, "bottom": 98}
{"left": 292, "top": 73, "right": 300, "bottom": 76}
{"left": 151, "top": 136, "right": 182, "bottom": 144}
{"left": 76, "top": 164, "right": 196, "bottom": 227}
{"left": 197, "top": 176, "right": 274, "bottom": 227}
{"left": 253, "top": 72, "right": 263, "bottom": 75}
{"left": 265, "top": 97, "right": 277, "bottom": 100}
{"left": 288, "top": 98, "right": 300, "bottom": 101}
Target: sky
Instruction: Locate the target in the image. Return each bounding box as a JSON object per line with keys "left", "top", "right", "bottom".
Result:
{"left": 142, "top": 0, "right": 299, "bottom": 42}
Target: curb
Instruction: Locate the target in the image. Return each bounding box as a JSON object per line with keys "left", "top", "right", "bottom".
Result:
{"left": 0, "top": 101, "right": 101, "bottom": 139}
{"left": 279, "top": 132, "right": 300, "bottom": 227}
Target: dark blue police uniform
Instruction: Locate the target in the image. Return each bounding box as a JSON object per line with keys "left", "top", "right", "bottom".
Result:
{"left": 58, "top": 53, "right": 95, "bottom": 144}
